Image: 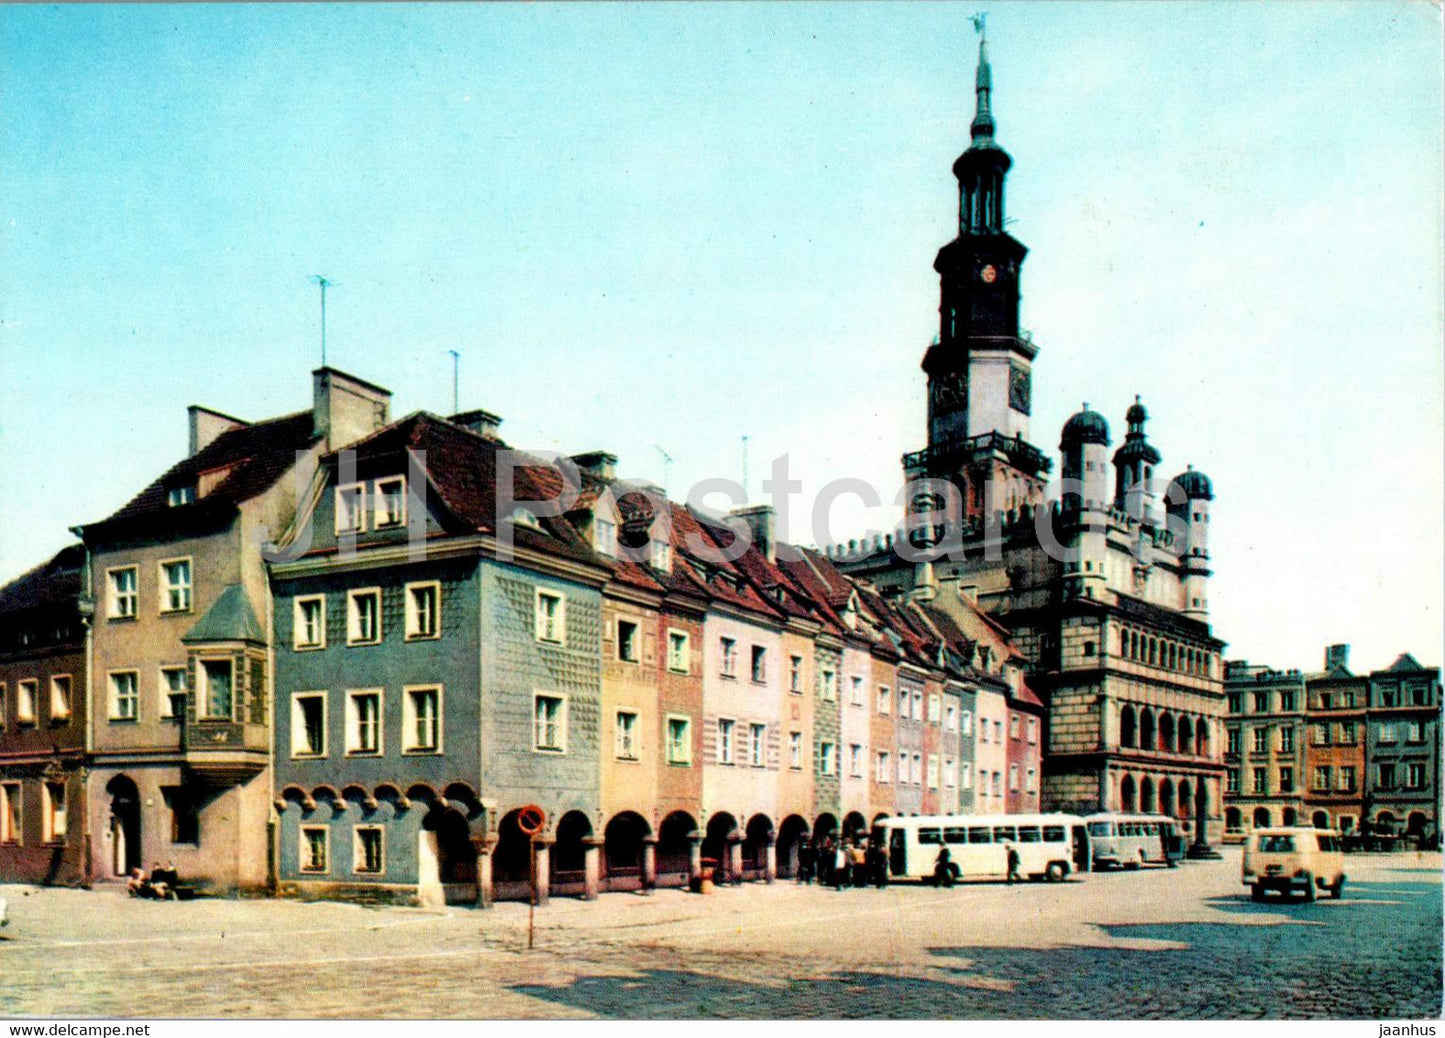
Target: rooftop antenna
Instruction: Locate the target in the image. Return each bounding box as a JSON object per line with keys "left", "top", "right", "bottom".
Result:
{"left": 653, "top": 443, "right": 674, "bottom": 496}
{"left": 309, "top": 275, "right": 335, "bottom": 366}
{"left": 741, "top": 435, "right": 750, "bottom": 502}
{"left": 448, "top": 349, "right": 460, "bottom": 414}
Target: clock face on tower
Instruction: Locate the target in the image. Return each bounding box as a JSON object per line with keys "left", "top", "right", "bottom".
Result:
{"left": 931, "top": 371, "right": 968, "bottom": 413}
{"left": 980, "top": 264, "right": 998, "bottom": 284}
{"left": 1008, "top": 362, "right": 1032, "bottom": 415}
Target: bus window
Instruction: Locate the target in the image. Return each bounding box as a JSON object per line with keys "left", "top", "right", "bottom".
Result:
{"left": 993, "top": 826, "right": 1018, "bottom": 843}
{"left": 968, "top": 826, "right": 992, "bottom": 844}
{"left": 1043, "top": 825, "right": 1065, "bottom": 842}
{"left": 944, "top": 827, "right": 967, "bottom": 844}
{"left": 918, "top": 828, "right": 943, "bottom": 845}
{"left": 1017, "top": 826, "right": 1042, "bottom": 843}
{"left": 1087, "top": 821, "right": 1113, "bottom": 837}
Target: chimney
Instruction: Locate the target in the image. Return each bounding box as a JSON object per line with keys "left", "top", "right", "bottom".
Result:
{"left": 730, "top": 504, "right": 776, "bottom": 563}
{"left": 450, "top": 408, "right": 503, "bottom": 441}
{"left": 188, "top": 406, "right": 248, "bottom": 457}
{"left": 570, "top": 451, "right": 618, "bottom": 482}
{"left": 1325, "top": 644, "right": 1350, "bottom": 672}
{"left": 313, "top": 367, "right": 392, "bottom": 451}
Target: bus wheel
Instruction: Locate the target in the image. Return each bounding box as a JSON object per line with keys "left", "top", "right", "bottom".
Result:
{"left": 1330, "top": 876, "right": 1345, "bottom": 900}
{"left": 1046, "top": 862, "right": 1066, "bottom": 883}
{"left": 1251, "top": 884, "right": 1264, "bottom": 902}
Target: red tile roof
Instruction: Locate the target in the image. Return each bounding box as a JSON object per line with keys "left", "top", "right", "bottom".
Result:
{"left": 0, "top": 544, "right": 84, "bottom": 616}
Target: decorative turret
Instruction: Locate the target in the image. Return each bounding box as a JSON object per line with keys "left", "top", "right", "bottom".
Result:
{"left": 1169, "top": 464, "right": 1213, "bottom": 619}
{"left": 1060, "top": 404, "right": 1111, "bottom": 513}
{"left": 1112, "top": 395, "right": 1162, "bottom": 522}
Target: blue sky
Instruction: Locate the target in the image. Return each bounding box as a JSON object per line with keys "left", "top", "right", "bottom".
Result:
{"left": 1, "top": 2, "right": 1441, "bottom": 673}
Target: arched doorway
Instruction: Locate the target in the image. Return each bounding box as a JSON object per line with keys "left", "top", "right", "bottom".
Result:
{"left": 1406, "top": 812, "right": 1428, "bottom": 842}
{"left": 776, "top": 815, "right": 809, "bottom": 878}
{"left": 1375, "top": 811, "right": 1398, "bottom": 837}
{"left": 1140, "top": 776, "right": 1156, "bottom": 814}
{"left": 1120, "top": 774, "right": 1136, "bottom": 813}
{"left": 106, "top": 775, "right": 142, "bottom": 877}
{"left": 1225, "top": 807, "right": 1242, "bottom": 832}
{"left": 813, "top": 813, "right": 838, "bottom": 842}
{"left": 1252, "top": 807, "right": 1271, "bottom": 829}
{"left": 421, "top": 803, "right": 478, "bottom": 905}
{"left": 1312, "top": 810, "right": 1329, "bottom": 830}
{"left": 742, "top": 814, "right": 773, "bottom": 879}
{"left": 703, "top": 812, "right": 738, "bottom": 881}
{"left": 1282, "top": 807, "right": 1297, "bottom": 827}
{"left": 1120, "top": 704, "right": 1137, "bottom": 748}
{"left": 493, "top": 808, "right": 533, "bottom": 898}
{"left": 603, "top": 811, "right": 651, "bottom": 891}
{"left": 842, "top": 811, "right": 867, "bottom": 841}
{"left": 656, "top": 811, "right": 697, "bottom": 887}
{"left": 551, "top": 810, "right": 593, "bottom": 896}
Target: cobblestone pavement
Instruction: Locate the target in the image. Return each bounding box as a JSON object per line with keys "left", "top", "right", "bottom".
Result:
{"left": 0, "top": 850, "right": 1438, "bottom": 1019}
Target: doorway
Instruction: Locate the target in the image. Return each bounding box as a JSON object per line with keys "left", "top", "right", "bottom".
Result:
{"left": 106, "top": 775, "right": 141, "bottom": 877}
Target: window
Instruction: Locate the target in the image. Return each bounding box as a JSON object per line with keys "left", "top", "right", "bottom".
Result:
{"left": 1008, "top": 763, "right": 1018, "bottom": 792}
{"left": 374, "top": 476, "right": 406, "bottom": 528}
{"left": 822, "top": 670, "right": 837, "bottom": 702}
{"left": 1252, "top": 691, "right": 1269, "bottom": 713}
{"left": 533, "top": 694, "right": 566, "bottom": 753}
{"left": 851, "top": 676, "right": 864, "bottom": 706}
{"left": 929, "top": 694, "right": 942, "bottom": 724}
{"left": 849, "top": 743, "right": 863, "bottom": 777}
{"left": 50, "top": 675, "right": 72, "bottom": 721}
{"left": 899, "top": 689, "right": 910, "bottom": 718}
{"left": 1278, "top": 767, "right": 1293, "bottom": 793}
{"left": 1378, "top": 763, "right": 1396, "bottom": 789}
{"left": 961, "top": 763, "right": 972, "bottom": 790}
{"left": 991, "top": 770, "right": 1002, "bottom": 796}
{"left": 945, "top": 701, "right": 957, "bottom": 731}
{"left": 1378, "top": 722, "right": 1398, "bottom": 745}
{"left": 1407, "top": 762, "right": 1425, "bottom": 789}
{"left": 652, "top": 541, "right": 672, "bottom": 573}
{"left": 534, "top": 590, "right": 565, "bottom": 644}
{"left": 16, "top": 680, "right": 37, "bottom": 724}
{"left": 335, "top": 483, "right": 366, "bottom": 534}
{"left": 1278, "top": 727, "right": 1295, "bottom": 753}
{"left": 1312, "top": 723, "right": 1330, "bottom": 746}
{"left": 355, "top": 827, "right": 384, "bottom": 875}
{"left": 750, "top": 724, "right": 767, "bottom": 767}
{"left": 347, "top": 589, "right": 382, "bottom": 645}
{"left": 789, "top": 655, "right": 803, "bottom": 694}
{"left": 593, "top": 517, "right": 617, "bottom": 557}
{"left": 109, "top": 671, "right": 139, "bottom": 722}
{"left": 945, "top": 757, "right": 958, "bottom": 787}
{"left": 616, "top": 711, "right": 639, "bottom": 760}
{"left": 719, "top": 638, "right": 737, "bottom": 678}
{"left": 405, "top": 583, "right": 440, "bottom": 641}
{"left": 1380, "top": 686, "right": 1398, "bottom": 708}
{"left": 878, "top": 685, "right": 891, "bottom": 715}
{"left": 616, "top": 620, "right": 640, "bottom": 662}
{"left": 789, "top": 730, "right": 803, "bottom": 770}
{"left": 1279, "top": 690, "right": 1296, "bottom": 711}
{"left": 1252, "top": 767, "right": 1267, "bottom": 794}
{"left": 1226, "top": 692, "right": 1242, "bottom": 714}
{"left": 818, "top": 741, "right": 836, "bottom": 776}
{"left": 979, "top": 717, "right": 989, "bottom": 743}
{"left": 929, "top": 755, "right": 941, "bottom": 790}
{"left": 160, "top": 667, "right": 187, "bottom": 720}
{"left": 1339, "top": 766, "right": 1356, "bottom": 792}
{"left": 159, "top": 559, "right": 192, "bottom": 613}
{"left": 961, "top": 709, "right": 972, "bottom": 736}
{"left": 1, "top": 783, "right": 19, "bottom": 843}
{"left": 717, "top": 719, "right": 736, "bottom": 765}
{"left": 42, "top": 782, "right": 66, "bottom": 843}
{"left": 1027, "top": 717, "right": 1038, "bottom": 744}
{"left": 301, "top": 827, "right": 329, "bottom": 873}
{"left": 877, "top": 751, "right": 891, "bottom": 783}
{"left": 294, "top": 596, "right": 326, "bottom": 649}
{"left": 666, "top": 716, "right": 692, "bottom": 765}
{"left": 107, "top": 566, "right": 138, "bottom": 619}
{"left": 1412, "top": 685, "right": 1430, "bottom": 707}
{"left": 1252, "top": 726, "right": 1268, "bottom": 753}
{"left": 1339, "top": 721, "right": 1356, "bottom": 744}
{"left": 197, "top": 659, "right": 233, "bottom": 720}
{"left": 291, "top": 693, "right": 327, "bottom": 757}
{"left": 1008, "top": 712, "right": 1019, "bottom": 738}
{"left": 164, "top": 786, "right": 199, "bottom": 845}
{"left": 752, "top": 646, "right": 768, "bottom": 684}
{"left": 1026, "top": 766, "right": 1037, "bottom": 792}
{"left": 1313, "top": 766, "right": 1331, "bottom": 791}
{"left": 403, "top": 686, "right": 442, "bottom": 753}
{"left": 667, "top": 631, "right": 690, "bottom": 673}
{"left": 1226, "top": 770, "right": 1239, "bottom": 794}
{"left": 1408, "top": 721, "right": 1426, "bottom": 743}
{"left": 898, "top": 755, "right": 910, "bottom": 785}
{"left": 167, "top": 485, "right": 196, "bottom": 507}
{"left": 346, "top": 690, "right": 382, "bottom": 755}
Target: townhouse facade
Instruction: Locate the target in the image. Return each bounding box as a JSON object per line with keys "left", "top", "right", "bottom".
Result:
{"left": 1223, "top": 662, "right": 1307, "bottom": 834}
{"left": 0, "top": 545, "right": 88, "bottom": 886}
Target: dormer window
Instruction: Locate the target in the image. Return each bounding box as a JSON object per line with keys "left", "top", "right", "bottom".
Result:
{"left": 336, "top": 483, "right": 367, "bottom": 534}
{"left": 594, "top": 518, "right": 617, "bottom": 557}
{"left": 167, "top": 486, "right": 196, "bottom": 507}
{"left": 652, "top": 541, "right": 672, "bottom": 573}
{"left": 510, "top": 507, "right": 541, "bottom": 530}
{"left": 374, "top": 477, "right": 406, "bottom": 529}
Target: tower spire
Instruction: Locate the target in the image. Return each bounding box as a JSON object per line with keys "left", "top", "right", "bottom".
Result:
{"left": 970, "top": 13, "right": 995, "bottom": 142}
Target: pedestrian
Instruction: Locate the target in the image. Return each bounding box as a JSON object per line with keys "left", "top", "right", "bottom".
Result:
{"left": 798, "top": 837, "right": 815, "bottom": 885}
{"left": 833, "top": 838, "right": 848, "bottom": 891}
{"left": 1006, "top": 843, "right": 1021, "bottom": 884}
{"left": 868, "top": 839, "right": 889, "bottom": 888}
{"left": 933, "top": 845, "right": 954, "bottom": 888}
{"left": 851, "top": 839, "right": 868, "bottom": 887}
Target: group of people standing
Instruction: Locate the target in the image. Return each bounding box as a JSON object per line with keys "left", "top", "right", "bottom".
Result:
{"left": 794, "top": 834, "right": 889, "bottom": 889}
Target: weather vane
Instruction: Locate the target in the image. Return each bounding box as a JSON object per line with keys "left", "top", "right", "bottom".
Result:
{"left": 970, "top": 12, "right": 987, "bottom": 38}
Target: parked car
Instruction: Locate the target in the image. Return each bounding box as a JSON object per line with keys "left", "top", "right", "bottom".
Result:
{"left": 1242, "top": 827, "right": 1346, "bottom": 902}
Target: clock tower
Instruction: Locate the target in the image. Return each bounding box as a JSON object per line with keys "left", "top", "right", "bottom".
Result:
{"left": 907, "top": 27, "right": 1050, "bottom": 525}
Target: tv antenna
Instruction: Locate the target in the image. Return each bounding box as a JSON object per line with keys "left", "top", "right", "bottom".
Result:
{"left": 741, "top": 435, "right": 750, "bottom": 501}
{"left": 653, "top": 443, "right": 674, "bottom": 496}
{"left": 448, "top": 349, "right": 460, "bottom": 414}
{"left": 309, "top": 275, "right": 336, "bottom": 366}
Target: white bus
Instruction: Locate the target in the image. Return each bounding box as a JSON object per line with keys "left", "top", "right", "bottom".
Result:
{"left": 876, "top": 813, "right": 1090, "bottom": 884}
{"left": 1084, "top": 813, "right": 1182, "bottom": 869}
